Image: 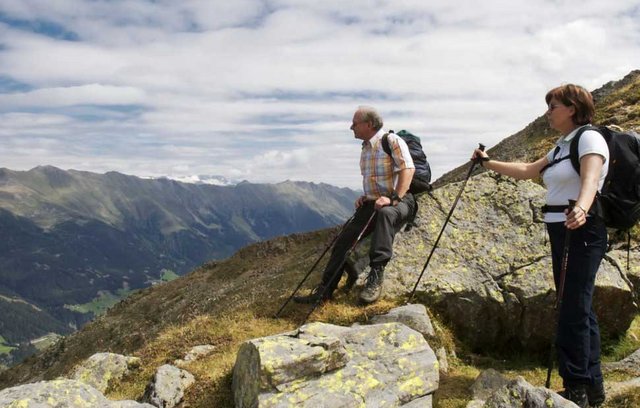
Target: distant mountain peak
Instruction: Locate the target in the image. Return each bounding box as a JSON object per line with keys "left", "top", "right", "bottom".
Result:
{"left": 159, "top": 174, "right": 236, "bottom": 186}
{"left": 29, "top": 165, "right": 66, "bottom": 173}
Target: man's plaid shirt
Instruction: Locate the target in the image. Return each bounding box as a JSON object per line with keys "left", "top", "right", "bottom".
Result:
{"left": 360, "top": 128, "right": 414, "bottom": 200}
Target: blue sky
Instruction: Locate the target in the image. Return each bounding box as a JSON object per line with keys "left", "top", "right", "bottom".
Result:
{"left": 0, "top": 1, "right": 639, "bottom": 189}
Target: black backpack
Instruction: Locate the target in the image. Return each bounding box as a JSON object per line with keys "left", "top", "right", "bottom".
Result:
{"left": 381, "top": 130, "right": 432, "bottom": 195}
{"left": 566, "top": 125, "right": 640, "bottom": 230}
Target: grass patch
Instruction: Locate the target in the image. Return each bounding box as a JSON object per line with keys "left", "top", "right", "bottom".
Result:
{"left": 30, "top": 333, "right": 62, "bottom": 352}
{"left": 64, "top": 289, "right": 133, "bottom": 315}
{"left": 0, "top": 344, "right": 15, "bottom": 354}
{"left": 106, "top": 311, "right": 296, "bottom": 405}
{"left": 160, "top": 269, "right": 180, "bottom": 282}
{"left": 0, "top": 336, "right": 15, "bottom": 355}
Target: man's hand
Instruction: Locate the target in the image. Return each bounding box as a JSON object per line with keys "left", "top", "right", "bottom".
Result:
{"left": 355, "top": 195, "right": 367, "bottom": 208}
{"left": 375, "top": 196, "right": 391, "bottom": 209}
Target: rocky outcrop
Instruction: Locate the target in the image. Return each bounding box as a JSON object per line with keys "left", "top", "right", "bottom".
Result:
{"left": 0, "top": 352, "right": 198, "bottom": 408}
{"left": 603, "top": 348, "right": 640, "bottom": 375}
{"left": 368, "top": 304, "right": 450, "bottom": 374}
{"left": 468, "top": 369, "right": 510, "bottom": 404}
{"left": 483, "top": 377, "right": 577, "bottom": 407}
{"left": 232, "top": 321, "right": 438, "bottom": 407}
{"left": 72, "top": 352, "right": 141, "bottom": 393}
{"left": 384, "top": 172, "right": 636, "bottom": 351}
{"left": 369, "top": 303, "right": 435, "bottom": 340}
{"left": 0, "top": 379, "right": 153, "bottom": 407}
{"left": 142, "top": 364, "right": 195, "bottom": 408}
{"left": 468, "top": 351, "right": 640, "bottom": 408}
{"left": 465, "top": 370, "right": 580, "bottom": 407}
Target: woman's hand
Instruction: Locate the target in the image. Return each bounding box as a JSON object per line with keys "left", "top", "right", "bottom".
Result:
{"left": 471, "top": 148, "right": 489, "bottom": 162}
{"left": 565, "top": 205, "right": 587, "bottom": 229}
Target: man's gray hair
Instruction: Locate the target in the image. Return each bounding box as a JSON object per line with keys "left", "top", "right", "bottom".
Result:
{"left": 357, "top": 106, "right": 383, "bottom": 131}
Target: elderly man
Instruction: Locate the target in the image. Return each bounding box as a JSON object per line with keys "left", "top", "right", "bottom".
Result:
{"left": 294, "top": 106, "right": 416, "bottom": 304}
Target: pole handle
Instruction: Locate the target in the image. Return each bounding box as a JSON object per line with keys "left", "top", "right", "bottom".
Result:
{"left": 471, "top": 144, "right": 486, "bottom": 165}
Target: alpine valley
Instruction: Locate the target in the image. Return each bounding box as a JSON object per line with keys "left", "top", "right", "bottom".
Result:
{"left": 0, "top": 167, "right": 359, "bottom": 366}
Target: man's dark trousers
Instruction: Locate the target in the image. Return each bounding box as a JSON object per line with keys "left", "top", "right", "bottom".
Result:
{"left": 321, "top": 194, "right": 416, "bottom": 295}
{"left": 547, "top": 217, "right": 607, "bottom": 388}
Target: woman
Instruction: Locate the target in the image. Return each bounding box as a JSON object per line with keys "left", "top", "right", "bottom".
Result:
{"left": 472, "top": 84, "right": 608, "bottom": 408}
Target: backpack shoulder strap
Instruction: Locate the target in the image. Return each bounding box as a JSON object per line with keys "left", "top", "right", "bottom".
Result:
{"left": 539, "top": 146, "right": 568, "bottom": 174}
{"left": 569, "top": 125, "right": 602, "bottom": 175}
{"left": 381, "top": 132, "right": 392, "bottom": 156}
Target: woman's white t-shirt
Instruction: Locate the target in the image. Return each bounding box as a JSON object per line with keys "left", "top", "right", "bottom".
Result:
{"left": 542, "top": 125, "right": 609, "bottom": 223}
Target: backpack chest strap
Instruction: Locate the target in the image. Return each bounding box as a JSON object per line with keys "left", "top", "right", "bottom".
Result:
{"left": 539, "top": 155, "right": 571, "bottom": 174}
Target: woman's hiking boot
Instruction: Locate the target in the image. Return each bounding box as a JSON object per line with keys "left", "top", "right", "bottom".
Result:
{"left": 559, "top": 384, "right": 588, "bottom": 408}
{"left": 587, "top": 381, "right": 605, "bottom": 407}
{"left": 359, "top": 265, "right": 384, "bottom": 304}
{"left": 293, "top": 284, "right": 330, "bottom": 304}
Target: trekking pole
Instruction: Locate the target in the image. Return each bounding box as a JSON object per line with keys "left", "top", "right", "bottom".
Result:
{"left": 274, "top": 211, "right": 358, "bottom": 318}
{"left": 545, "top": 199, "right": 575, "bottom": 388}
{"left": 407, "top": 144, "right": 485, "bottom": 303}
{"left": 300, "top": 209, "right": 377, "bottom": 325}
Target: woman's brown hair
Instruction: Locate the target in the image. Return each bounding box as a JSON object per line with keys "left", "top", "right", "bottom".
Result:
{"left": 545, "top": 84, "right": 595, "bottom": 126}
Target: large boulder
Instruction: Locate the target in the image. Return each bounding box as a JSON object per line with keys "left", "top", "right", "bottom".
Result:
{"left": 72, "top": 352, "right": 141, "bottom": 393}
{"left": 232, "top": 321, "right": 438, "bottom": 407}
{"left": 0, "top": 379, "right": 153, "bottom": 407}
{"left": 384, "top": 172, "right": 636, "bottom": 351}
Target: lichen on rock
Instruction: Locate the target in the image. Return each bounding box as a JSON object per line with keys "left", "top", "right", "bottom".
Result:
{"left": 233, "top": 321, "right": 438, "bottom": 407}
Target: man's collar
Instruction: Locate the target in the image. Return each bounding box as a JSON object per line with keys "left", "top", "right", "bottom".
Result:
{"left": 362, "top": 128, "right": 386, "bottom": 146}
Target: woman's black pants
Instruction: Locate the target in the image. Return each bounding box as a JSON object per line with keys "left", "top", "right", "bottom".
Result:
{"left": 547, "top": 217, "right": 607, "bottom": 387}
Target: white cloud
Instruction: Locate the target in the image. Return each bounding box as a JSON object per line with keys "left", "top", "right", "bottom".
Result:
{"left": 0, "top": 84, "right": 146, "bottom": 107}
{"left": 0, "top": 1, "right": 639, "bottom": 188}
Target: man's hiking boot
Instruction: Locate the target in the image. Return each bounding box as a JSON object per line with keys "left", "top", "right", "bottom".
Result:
{"left": 359, "top": 265, "right": 384, "bottom": 304}
{"left": 587, "top": 381, "right": 605, "bottom": 407}
{"left": 559, "top": 384, "right": 588, "bottom": 408}
{"left": 341, "top": 263, "right": 359, "bottom": 293}
{"left": 293, "top": 285, "right": 330, "bottom": 304}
